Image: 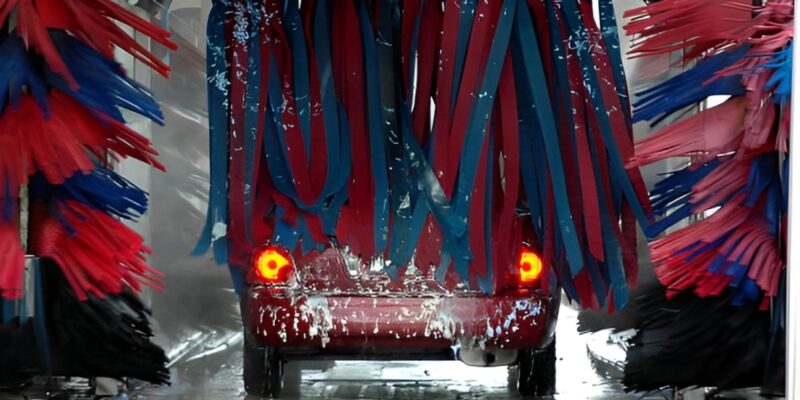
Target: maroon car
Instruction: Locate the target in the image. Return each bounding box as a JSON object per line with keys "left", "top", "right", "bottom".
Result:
{"left": 240, "top": 212, "right": 560, "bottom": 397}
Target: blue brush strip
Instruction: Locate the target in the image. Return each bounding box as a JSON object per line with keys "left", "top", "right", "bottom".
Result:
{"left": 375, "top": 0, "right": 407, "bottom": 266}
{"left": 511, "top": 52, "right": 546, "bottom": 240}
{"left": 320, "top": 104, "right": 353, "bottom": 234}
{"left": 557, "top": 0, "right": 651, "bottom": 235}
{"left": 50, "top": 166, "right": 149, "bottom": 221}
{"left": 765, "top": 173, "right": 781, "bottom": 236}
{"left": 389, "top": 106, "right": 437, "bottom": 273}
{"left": 544, "top": 1, "right": 578, "bottom": 211}
{"left": 452, "top": 0, "right": 516, "bottom": 218}
{"left": 476, "top": 133, "right": 495, "bottom": 293}
{"left": 450, "top": 0, "right": 475, "bottom": 110}
{"left": 633, "top": 47, "right": 749, "bottom": 123}
{"left": 384, "top": 4, "right": 425, "bottom": 274}
{"left": 194, "top": 0, "right": 230, "bottom": 263}
{"left": 407, "top": 0, "right": 423, "bottom": 97}
{"left": 242, "top": 5, "right": 261, "bottom": 246}
{"left": 450, "top": 0, "right": 516, "bottom": 283}
{"left": 512, "top": 0, "right": 584, "bottom": 276}
{"left": 646, "top": 203, "right": 694, "bottom": 238}
{"left": 266, "top": 54, "right": 307, "bottom": 206}
{"left": 764, "top": 42, "right": 792, "bottom": 105}
{"left": 725, "top": 255, "right": 748, "bottom": 287}
{"left": 731, "top": 278, "right": 761, "bottom": 306}
{"left": 313, "top": 0, "right": 351, "bottom": 235}
{"left": 1, "top": 188, "right": 13, "bottom": 222}
{"left": 585, "top": 113, "right": 628, "bottom": 309}
{"left": 1, "top": 299, "right": 13, "bottom": 324}
{"left": 48, "top": 32, "right": 164, "bottom": 124}
{"left": 358, "top": 2, "right": 391, "bottom": 253}
{"left": 272, "top": 207, "right": 299, "bottom": 250}
{"left": 399, "top": 113, "right": 466, "bottom": 239}
{"left": 584, "top": 250, "right": 609, "bottom": 309}
{"left": 599, "top": 0, "right": 632, "bottom": 127}
{"left": 650, "top": 161, "right": 720, "bottom": 215}
{"left": 263, "top": 62, "right": 319, "bottom": 251}
{"left": 285, "top": 1, "right": 313, "bottom": 155}
{"left": 0, "top": 35, "right": 49, "bottom": 114}
{"left": 684, "top": 235, "right": 729, "bottom": 263}
{"left": 746, "top": 154, "right": 779, "bottom": 207}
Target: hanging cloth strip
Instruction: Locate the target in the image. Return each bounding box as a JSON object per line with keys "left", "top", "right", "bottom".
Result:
{"left": 194, "top": 0, "right": 230, "bottom": 263}
{"left": 198, "top": 0, "right": 654, "bottom": 309}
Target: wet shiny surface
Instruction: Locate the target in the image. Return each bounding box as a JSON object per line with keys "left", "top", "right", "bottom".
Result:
{"left": 0, "top": 305, "right": 673, "bottom": 400}
{"left": 143, "top": 305, "right": 646, "bottom": 400}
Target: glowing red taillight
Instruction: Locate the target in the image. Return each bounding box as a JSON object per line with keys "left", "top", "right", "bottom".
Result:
{"left": 253, "top": 246, "right": 293, "bottom": 284}
{"left": 518, "top": 248, "right": 543, "bottom": 284}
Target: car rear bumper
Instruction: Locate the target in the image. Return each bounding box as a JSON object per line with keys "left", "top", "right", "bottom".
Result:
{"left": 242, "top": 286, "right": 558, "bottom": 351}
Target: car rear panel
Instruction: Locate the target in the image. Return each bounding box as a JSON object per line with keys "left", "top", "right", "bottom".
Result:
{"left": 267, "top": 213, "right": 541, "bottom": 297}
{"left": 289, "top": 248, "right": 480, "bottom": 296}
{"left": 243, "top": 213, "right": 558, "bottom": 351}
{"left": 243, "top": 286, "right": 558, "bottom": 350}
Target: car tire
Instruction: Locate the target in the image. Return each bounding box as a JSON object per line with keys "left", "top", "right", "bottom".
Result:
{"left": 243, "top": 339, "right": 283, "bottom": 398}
{"left": 516, "top": 338, "right": 556, "bottom": 397}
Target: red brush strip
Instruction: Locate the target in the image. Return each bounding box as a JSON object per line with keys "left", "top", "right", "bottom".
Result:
{"left": 656, "top": 251, "right": 727, "bottom": 299}
{"left": 630, "top": 97, "right": 746, "bottom": 167}
{"left": 400, "top": 0, "right": 421, "bottom": 99}
{"left": 651, "top": 199, "right": 749, "bottom": 263}
{"left": 264, "top": 2, "right": 318, "bottom": 205}
{"left": 411, "top": 0, "right": 441, "bottom": 145}
{"left": 623, "top": 0, "right": 755, "bottom": 62}
{"left": 690, "top": 158, "right": 750, "bottom": 212}
{"left": 566, "top": 34, "right": 604, "bottom": 262}
{"left": 16, "top": 0, "right": 78, "bottom": 88}
{"left": 441, "top": 0, "right": 500, "bottom": 197}
{"left": 467, "top": 123, "right": 491, "bottom": 282}
{"left": 305, "top": 26, "right": 329, "bottom": 199}
{"left": 558, "top": 49, "right": 586, "bottom": 264}
{"left": 414, "top": 216, "right": 443, "bottom": 279}
{"left": 586, "top": 87, "right": 631, "bottom": 299}
{"left": 494, "top": 55, "right": 521, "bottom": 276}
{"left": 0, "top": 94, "right": 95, "bottom": 194}
{"left": 41, "top": 0, "right": 176, "bottom": 77}
{"left": 3, "top": 0, "right": 175, "bottom": 88}
{"left": 331, "top": 0, "right": 375, "bottom": 257}
{"left": 30, "top": 201, "right": 163, "bottom": 301}
{"left": 0, "top": 92, "right": 163, "bottom": 197}
{"left": 0, "top": 222, "right": 25, "bottom": 300}
{"left": 430, "top": 1, "right": 461, "bottom": 185}
{"left": 740, "top": 72, "right": 777, "bottom": 151}
{"left": 577, "top": 1, "right": 650, "bottom": 212}
{"left": 226, "top": 5, "right": 250, "bottom": 264}
{"left": 543, "top": 176, "right": 556, "bottom": 295}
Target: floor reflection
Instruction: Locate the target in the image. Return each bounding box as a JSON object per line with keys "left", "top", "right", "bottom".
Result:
{"left": 128, "top": 305, "right": 666, "bottom": 400}
{"left": 0, "top": 306, "right": 679, "bottom": 399}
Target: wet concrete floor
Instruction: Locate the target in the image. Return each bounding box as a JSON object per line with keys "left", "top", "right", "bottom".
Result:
{"left": 0, "top": 305, "right": 767, "bottom": 400}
